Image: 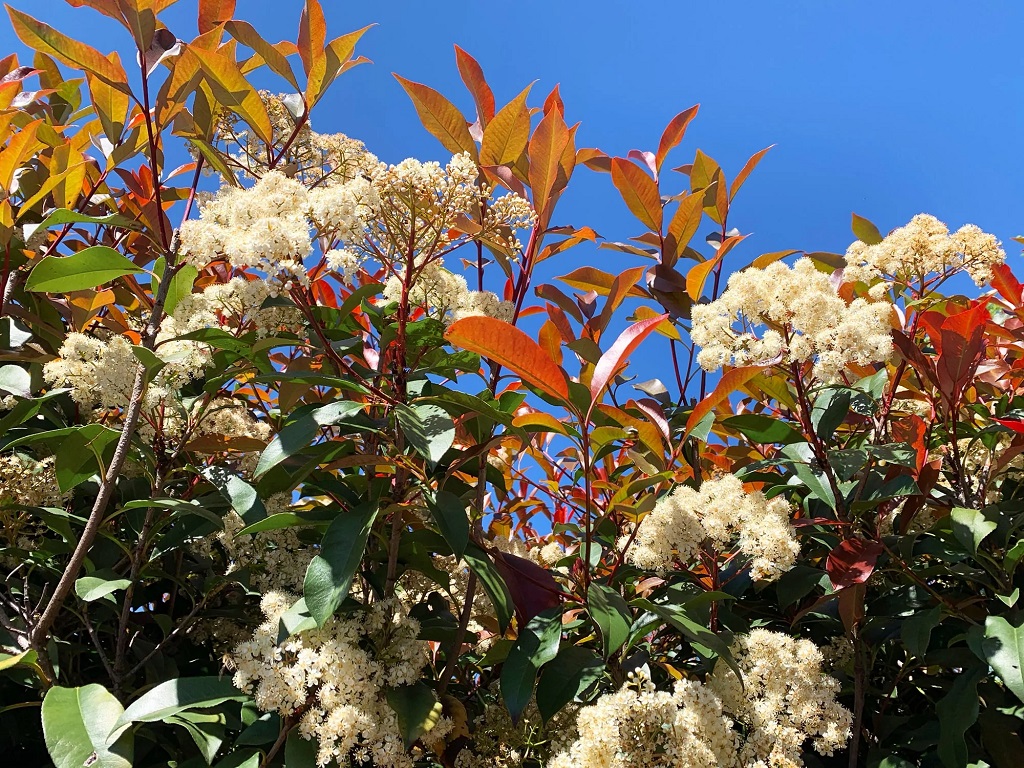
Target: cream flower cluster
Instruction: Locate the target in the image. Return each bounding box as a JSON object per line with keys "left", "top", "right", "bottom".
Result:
{"left": 844, "top": 213, "right": 1005, "bottom": 287}
{"left": 381, "top": 259, "right": 513, "bottom": 325}
{"left": 546, "top": 675, "right": 739, "bottom": 768}
{"left": 229, "top": 593, "right": 430, "bottom": 768}
{"left": 160, "top": 276, "right": 305, "bottom": 341}
{"left": 624, "top": 474, "right": 799, "bottom": 582}
{"left": 179, "top": 171, "right": 313, "bottom": 284}
{"left": 549, "top": 631, "right": 851, "bottom": 768}
{"left": 691, "top": 257, "right": 893, "bottom": 383}
{"left": 0, "top": 454, "right": 62, "bottom": 508}
{"left": 708, "top": 630, "right": 854, "bottom": 766}
{"left": 194, "top": 493, "right": 313, "bottom": 594}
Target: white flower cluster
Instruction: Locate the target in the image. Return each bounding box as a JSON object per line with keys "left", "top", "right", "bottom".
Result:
{"left": 549, "top": 631, "right": 851, "bottom": 768}
{"left": 624, "top": 474, "right": 799, "bottom": 582}
{"left": 708, "top": 630, "right": 854, "bottom": 766}
{"left": 43, "top": 332, "right": 205, "bottom": 414}
{"left": 229, "top": 593, "right": 430, "bottom": 768}
{"left": 195, "top": 493, "right": 313, "bottom": 594}
{"left": 160, "top": 276, "right": 304, "bottom": 341}
{"left": 0, "top": 454, "right": 62, "bottom": 508}
{"left": 382, "top": 259, "right": 514, "bottom": 325}
{"left": 546, "top": 675, "right": 739, "bottom": 768}
{"left": 691, "top": 257, "right": 893, "bottom": 383}
{"left": 179, "top": 171, "right": 313, "bottom": 285}
{"left": 844, "top": 213, "right": 1005, "bottom": 287}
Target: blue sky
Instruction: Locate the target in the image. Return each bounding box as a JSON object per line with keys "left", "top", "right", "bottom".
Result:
{"left": 5, "top": 1, "right": 1022, "bottom": 307}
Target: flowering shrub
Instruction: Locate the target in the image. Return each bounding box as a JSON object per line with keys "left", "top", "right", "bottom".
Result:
{"left": 0, "top": 2, "right": 1022, "bottom": 768}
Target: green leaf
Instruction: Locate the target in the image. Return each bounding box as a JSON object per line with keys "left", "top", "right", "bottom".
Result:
{"left": 811, "top": 388, "right": 851, "bottom": 442}
{"left": 501, "top": 607, "right": 562, "bottom": 723}
{"left": 75, "top": 572, "right": 131, "bottom": 602}
{"left": 162, "top": 264, "right": 199, "bottom": 316}
{"left": 385, "top": 682, "right": 443, "bottom": 749}
{"left": 276, "top": 598, "right": 317, "bottom": 645}
{"left": 396, "top": 403, "right": 455, "bottom": 466}
{"left": 721, "top": 413, "right": 804, "bottom": 445}
{"left": 631, "top": 598, "right": 742, "bottom": 683}
{"left": 0, "top": 649, "right": 37, "bottom": 672}
{"left": 117, "top": 677, "right": 248, "bottom": 727}
{"left": 0, "top": 364, "right": 31, "bottom": 398}
{"left": 952, "top": 507, "right": 998, "bottom": 555}
{"left": 33, "top": 208, "right": 140, "bottom": 231}
{"left": 203, "top": 467, "right": 266, "bottom": 523}
{"left": 936, "top": 663, "right": 986, "bottom": 768}
{"left": 427, "top": 491, "right": 470, "bottom": 559}
{"left": 54, "top": 424, "right": 120, "bottom": 492}
{"left": 587, "top": 583, "right": 631, "bottom": 659}
{"left": 981, "top": 615, "right": 1024, "bottom": 704}
{"left": 284, "top": 729, "right": 318, "bottom": 767}
{"left": 42, "top": 684, "right": 133, "bottom": 768}
{"left": 851, "top": 213, "right": 884, "bottom": 245}
{"left": 902, "top": 605, "right": 942, "bottom": 658}
{"left": 464, "top": 542, "right": 514, "bottom": 633}
{"left": 25, "top": 246, "right": 144, "bottom": 292}
{"left": 303, "top": 503, "right": 378, "bottom": 626}
{"left": 255, "top": 401, "right": 367, "bottom": 477}
{"left": 536, "top": 646, "right": 603, "bottom": 722}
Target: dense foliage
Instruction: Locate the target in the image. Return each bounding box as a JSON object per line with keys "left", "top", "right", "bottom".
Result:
{"left": 1, "top": 2, "right": 1023, "bottom": 767}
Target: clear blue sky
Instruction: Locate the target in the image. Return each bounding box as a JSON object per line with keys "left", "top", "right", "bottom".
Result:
{"left": 5, "top": 1, "right": 1022, "bottom": 296}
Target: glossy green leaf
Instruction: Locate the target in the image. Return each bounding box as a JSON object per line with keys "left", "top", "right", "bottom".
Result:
{"left": 42, "top": 684, "right": 133, "bottom": 768}
{"left": 203, "top": 467, "right": 267, "bottom": 523}
{"left": 464, "top": 542, "right": 514, "bottom": 633}
{"left": 162, "top": 264, "right": 199, "bottom": 316}
{"left": 981, "top": 615, "right": 1024, "bottom": 704}
{"left": 721, "top": 413, "right": 804, "bottom": 445}
{"left": 536, "top": 646, "right": 603, "bottom": 722}
{"left": 427, "top": 490, "right": 469, "bottom": 559}
{"left": 587, "top": 583, "right": 631, "bottom": 659}
{"left": 25, "top": 247, "right": 144, "bottom": 292}
{"left": 901, "top": 605, "right": 942, "bottom": 658}
{"left": 951, "top": 507, "right": 998, "bottom": 555}
{"left": 396, "top": 403, "right": 455, "bottom": 466}
{"left": 631, "top": 598, "right": 741, "bottom": 683}
{"left": 936, "top": 664, "right": 985, "bottom": 768}
{"left": 255, "top": 400, "right": 367, "bottom": 477}
{"left": 117, "top": 677, "right": 248, "bottom": 727}
{"left": 303, "top": 503, "right": 378, "bottom": 626}
{"left": 75, "top": 572, "right": 131, "bottom": 602}
{"left": 501, "top": 607, "right": 562, "bottom": 723}
{"left": 54, "top": 424, "right": 120, "bottom": 492}
{"left": 385, "top": 682, "right": 443, "bottom": 749}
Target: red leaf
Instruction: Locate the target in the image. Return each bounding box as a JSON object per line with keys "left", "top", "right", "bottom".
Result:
{"left": 938, "top": 301, "right": 990, "bottom": 404}
{"left": 730, "top": 145, "right": 773, "bottom": 201}
{"left": 589, "top": 314, "right": 668, "bottom": 406}
{"left": 892, "top": 414, "right": 928, "bottom": 475}
{"left": 655, "top": 105, "right": 699, "bottom": 172}
{"left": 991, "top": 263, "right": 1023, "bottom": 307}
{"left": 684, "top": 366, "right": 766, "bottom": 437}
{"left": 491, "top": 550, "right": 562, "bottom": 625}
{"left": 827, "top": 539, "right": 884, "bottom": 590}
{"left": 445, "top": 316, "right": 569, "bottom": 402}
{"left": 994, "top": 418, "right": 1024, "bottom": 435}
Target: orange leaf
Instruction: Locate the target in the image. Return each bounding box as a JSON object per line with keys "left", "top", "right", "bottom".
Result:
{"left": 187, "top": 45, "right": 274, "bottom": 144}
{"left": 589, "top": 313, "right": 668, "bottom": 405}
{"left": 684, "top": 366, "right": 766, "bottom": 437}
{"left": 558, "top": 266, "right": 647, "bottom": 298}
{"left": 512, "top": 411, "right": 568, "bottom": 435}
{"left": 8, "top": 7, "right": 129, "bottom": 92}
{"left": 198, "top": 0, "right": 235, "bottom": 35}
{"left": 611, "top": 157, "right": 662, "bottom": 232}
{"left": 528, "top": 101, "right": 572, "bottom": 223}
{"left": 454, "top": 45, "right": 494, "bottom": 125}
{"left": 445, "top": 316, "right": 569, "bottom": 402}
{"left": 749, "top": 250, "right": 800, "bottom": 270}
{"left": 730, "top": 145, "right": 772, "bottom": 201}
{"left": 115, "top": 0, "right": 157, "bottom": 52}
{"left": 225, "top": 20, "right": 298, "bottom": 88}
{"left": 87, "top": 57, "right": 130, "bottom": 140}
{"left": 394, "top": 74, "right": 476, "bottom": 158}
{"left": 665, "top": 192, "right": 703, "bottom": 265}
{"left": 685, "top": 253, "right": 723, "bottom": 302}
{"left": 655, "top": 105, "right": 699, "bottom": 172}
{"left": 297, "top": 0, "right": 326, "bottom": 76}
{"left": 480, "top": 83, "right": 532, "bottom": 167}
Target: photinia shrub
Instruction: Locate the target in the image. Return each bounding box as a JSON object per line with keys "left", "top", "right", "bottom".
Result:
{"left": 0, "top": 2, "right": 1022, "bottom": 767}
